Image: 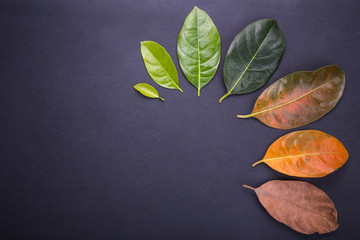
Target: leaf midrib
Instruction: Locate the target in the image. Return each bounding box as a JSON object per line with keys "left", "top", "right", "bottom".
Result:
{"left": 258, "top": 152, "right": 343, "bottom": 164}
{"left": 195, "top": 9, "right": 201, "bottom": 96}
{"left": 227, "top": 23, "right": 276, "bottom": 95}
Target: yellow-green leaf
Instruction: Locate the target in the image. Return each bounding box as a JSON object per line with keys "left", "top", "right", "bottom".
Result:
{"left": 134, "top": 83, "right": 164, "bottom": 101}
{"left": 140, "top": 41, "right": 182, "bottom": 92}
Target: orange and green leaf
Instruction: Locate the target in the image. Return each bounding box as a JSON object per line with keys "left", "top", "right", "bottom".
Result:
{"left": 237, "top": 65, "right": 345, "bottom": 129}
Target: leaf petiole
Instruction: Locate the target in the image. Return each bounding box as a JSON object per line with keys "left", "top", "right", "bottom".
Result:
{"left": 237, "top": 113, "right": 254, "bottom": 118}
{"left": 243, "top": 185, "right": 256, "bottom": 191}
{"left": 219, "top": 92, "right": 230, "bottom": 103}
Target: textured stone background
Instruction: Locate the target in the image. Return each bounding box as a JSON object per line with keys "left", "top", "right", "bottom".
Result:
{"left": 1, "top": 0, "right": 359, "bottom": 239}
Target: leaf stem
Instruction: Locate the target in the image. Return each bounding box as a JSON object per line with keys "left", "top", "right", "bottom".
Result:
{"left": 243, "top": 185, "right": 256, "bottom": 191}
{"left": 159, "top": 97, "right": 165, "bottom": 101}
{"left": 252, "top": 160, "right": 264, "bottom": 167}
{"left": 198, "top": 88, "right": 200, "bottom": 96}
{"left": 219, "top": 92, "right": 230, "bottom": 103}
{"left": 178, "top": 87, "right": 183, "bottom": 93}
{"left": 237, "top": 113, "right": 253, "bottom": 118}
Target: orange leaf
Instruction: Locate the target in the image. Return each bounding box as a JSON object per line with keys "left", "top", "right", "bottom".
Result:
{"left": 253, "top": 130, "right": 348, "bottom": 177}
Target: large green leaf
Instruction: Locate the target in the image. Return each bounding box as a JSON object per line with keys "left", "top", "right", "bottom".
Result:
{"left": 140, "top": 41, "right": 183, "bottom": 92}
{"left": 177, "top": 7, "right": 221, "bottom": 96}
{"left": 134, "top": 83, "right": 164, "bottom": 101}
{"left": 219, "top": 19, "right": 285, "bottom": 103}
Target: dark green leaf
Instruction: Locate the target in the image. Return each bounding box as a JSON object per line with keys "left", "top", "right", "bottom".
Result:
{"left": 219, "top": 19, "right": 285, "bottom": 103}
{"left": 177, "top": 7, "right": 221, "bottom": 96}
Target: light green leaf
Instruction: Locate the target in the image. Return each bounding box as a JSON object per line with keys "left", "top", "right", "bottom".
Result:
{"left": 219, "top": 19, "right": 285, "bottom": 103}
{"left": 134, "top": 83, "right": 164, "bottom": 101}
{"left": 140, "top": 41, "right": 183, "bottom": 92}
{"left": 177, "top": 7, "right": 221, "bottom": 96}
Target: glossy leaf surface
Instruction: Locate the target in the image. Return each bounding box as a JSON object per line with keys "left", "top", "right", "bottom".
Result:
{"left": 237, "top": 65, "right": 345, "bottom": 129}
{"left": 140, "top": 41, "right": 183, "bottom": 92}
{"left": 177, "top": 7, "right": 221, "bottom": 96}
{"left": 244, "top": 180, "right": 338, "bottom": 234}
{"left": 219, "top": 19, "right": 285, "bottom": 102}
{"left": 134, "top": 83, "right": 164, "bottom": 101}
{"left": 253, "top": 130, "right": 348, "bottom": 177}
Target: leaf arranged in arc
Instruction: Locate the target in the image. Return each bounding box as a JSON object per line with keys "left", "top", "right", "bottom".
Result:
{"left": 140, "top": 41, "right": 183, "bottom": 92}
{"left": 177, "top": 6, "right": 221, "bottom": 96}
{"left": 219, "top": 19, "right": 285, "bottom": 103}
{"left": 253, "top": 130, "right": 348, "bottom": 177}
{"left": 237, "top": 65, "right": 345, "bottom": 129}
{"left": 244, "top": 180, "right": 339, "bottom": 234}
{"left": 134, "top": 83, "right": 164, "bottom": 101}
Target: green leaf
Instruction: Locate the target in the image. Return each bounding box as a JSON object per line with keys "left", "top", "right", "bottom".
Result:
{"left": 177, "top": 6, "right": 221, "bottom": 96}
{"left": 134, "top": 83, "right": 164, "bottom": 101}
{"left": 140, "top": 41, "right": 183, "bottom": 92}
{"left": 219, "top": 19, "right": 285, "bottom": 103}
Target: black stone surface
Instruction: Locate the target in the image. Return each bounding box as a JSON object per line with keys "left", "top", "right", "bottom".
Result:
{"left": 1, "top": 0, "right": 360, "bottom": 239}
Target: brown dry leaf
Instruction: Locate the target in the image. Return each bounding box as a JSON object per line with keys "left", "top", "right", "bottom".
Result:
{"left": 244, "top": 180, "right": 339, "bottom": 234}
{"left": 253, "top": 130, "right": 349, "bottom": 177}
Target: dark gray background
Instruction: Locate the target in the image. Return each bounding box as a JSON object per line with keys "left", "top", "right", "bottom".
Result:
{"left": 1, "top": 0, "right": 360, "bottom": 239}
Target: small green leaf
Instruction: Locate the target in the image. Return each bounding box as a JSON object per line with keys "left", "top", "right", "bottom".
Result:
{"left": 177, "top": 6, "right": 221, "bottom": 96}
{"left": 219, "top": 19, "right": 285, "bottom": 103}
{"left": 134, "top": 83, "right": 164, "bottom": 101}
{"left": 140, "top": 41, "right": 183, "bottom": 92}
